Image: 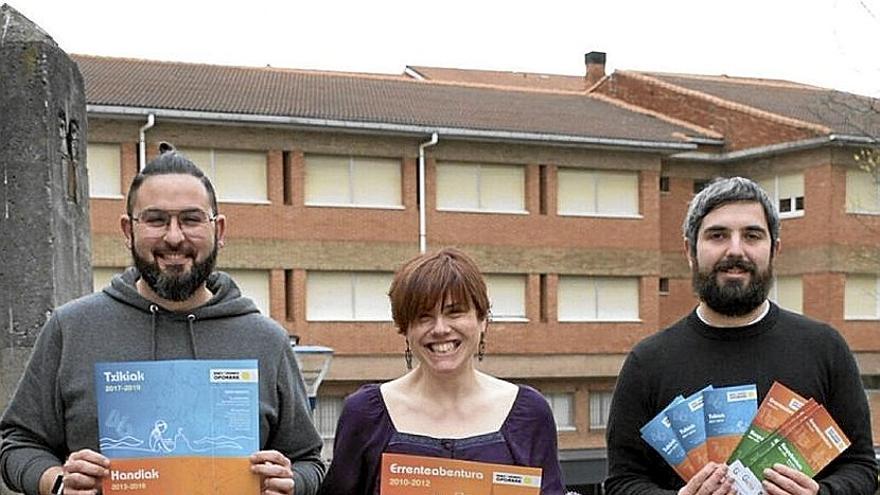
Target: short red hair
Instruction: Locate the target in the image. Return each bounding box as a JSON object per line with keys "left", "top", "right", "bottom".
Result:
{"left": 389, "top": 248, "right": 489, "bottom": 335}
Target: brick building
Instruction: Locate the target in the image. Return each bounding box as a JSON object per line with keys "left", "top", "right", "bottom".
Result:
{"left": 75, "top": 52, "right": 879, "bottom": 493}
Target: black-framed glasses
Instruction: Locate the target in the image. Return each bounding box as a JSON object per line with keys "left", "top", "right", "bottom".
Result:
{"left": 130, "top": 208, "right": 217, "bottom": 235}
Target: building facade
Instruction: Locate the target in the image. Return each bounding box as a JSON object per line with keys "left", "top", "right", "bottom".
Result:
{"left": 77, "top": 53, "right": 880, "bottom": 492}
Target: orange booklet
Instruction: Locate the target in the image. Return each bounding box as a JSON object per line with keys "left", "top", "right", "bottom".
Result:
{"left": 380, "top": 453, "right": 543, "bottom": 495}
{"left": 740, "top": 401, "right": 849, "bottom": 479}
{"left": 727, "top": 381, "right": 808, "bottom": 463}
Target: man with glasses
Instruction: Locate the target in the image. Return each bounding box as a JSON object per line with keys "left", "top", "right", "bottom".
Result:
{"left": 0, "top": 145, "right": 325, "bottom": 495}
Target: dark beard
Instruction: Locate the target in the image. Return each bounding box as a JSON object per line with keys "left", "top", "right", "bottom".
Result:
{"left": 132, "top": 240, "right": 218, "bottom": 302}
{"left": 692, "top": 256, "right": 773, "bottom": 317}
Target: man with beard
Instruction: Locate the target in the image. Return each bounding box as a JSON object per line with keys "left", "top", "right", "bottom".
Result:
{"left": 604, "top": 177, "right": 877, "bottom": 495}
{"left": 0, "top": 146, "right": 325, "bottom": 495}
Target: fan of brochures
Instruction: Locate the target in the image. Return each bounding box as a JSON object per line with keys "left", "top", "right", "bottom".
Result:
{"left": 640, "top": 381, "right": 851, "bottom": 495}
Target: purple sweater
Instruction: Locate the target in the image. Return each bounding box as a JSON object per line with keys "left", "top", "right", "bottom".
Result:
{"left": 318, "top": 384, "right": 565, "bottom": 494}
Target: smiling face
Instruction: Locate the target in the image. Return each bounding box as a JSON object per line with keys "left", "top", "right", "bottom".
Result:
{"left": 408, "top": 296, "right": 486, "bottom": 375}
{"left": 688, "top": 201, "right": 777, "bottom": 316}
{"left": 121, "top": 173, "right": 226, "bottom": 303}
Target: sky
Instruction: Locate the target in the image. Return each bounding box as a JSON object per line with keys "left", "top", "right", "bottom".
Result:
{"left": 8, "top": 0, "right": 880, "bottom": 97}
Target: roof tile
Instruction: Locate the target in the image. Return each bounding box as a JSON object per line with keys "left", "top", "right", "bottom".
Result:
{"left": 74, "top": 55, "right": 702, "bottom": 146}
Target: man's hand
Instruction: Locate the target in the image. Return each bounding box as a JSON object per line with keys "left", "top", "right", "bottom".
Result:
{"left": 61, "top": 449, "right": 110, "bottom": 495}
{"left": 677, "top": 462, "right": 736, "bottom": 495}
{"left": 250, "top": 450, "right": 296, "bottom": 495}
{"left": 762, "top": 463, "right": 819, "bottom": 495}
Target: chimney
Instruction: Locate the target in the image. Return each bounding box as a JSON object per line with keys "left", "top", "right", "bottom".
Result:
{"left": 585, "top": 51, "right": 606, "bottom": 86}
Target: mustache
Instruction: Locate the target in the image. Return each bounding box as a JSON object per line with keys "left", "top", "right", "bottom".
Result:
{"left": 712, "top": 257, "right": 757, "bottom": 274}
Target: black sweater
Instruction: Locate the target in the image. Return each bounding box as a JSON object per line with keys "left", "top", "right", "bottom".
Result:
{"left": 604, "top": 303, "right": 878, "bottom": 495}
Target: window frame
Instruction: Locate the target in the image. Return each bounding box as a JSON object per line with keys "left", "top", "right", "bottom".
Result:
{"left": 92, "top": 267, "right": 124, "bottom": 292}
{"left": 178, "top": 147, "right": 270, "bottom": 204}
{"left": 313, "top": 395, "right": 344, "bottom": 460}
{"left": 557, "top": 276, "right": 641, "bottom": 322}
{"left": 769, "top": 275, "right": 803, "bottom": 314}
{"left": 589, "top": 390, "right": 613, "bottom": 431}
{"left": 543, "top": 392, "right": 576, "bottom": 432}
{"left": 759, "top": 173, "right": 805, "bottom": 219}
{"left": 435, "top": 161, "right": 528, "bottom": 215}
{"left": 224, "top": 269, "right": 272, "bottom": 315}
{"left": 304, "top": 154, "right": 404, "bottom": 210}
{"left": 306, "top": 271, "right": 393, "bottom": 322}
{"left": 845, "top": 169, "right": 880, "bottom": 215}
{"left": 844, "top": 274, "right": 880, "bottom": 320}
{"left": 557, "top": 168, "right": 642, "bottom": 219}
{"left": 485, "top": 274, "right": 528, "bottom": 323}
{"left": 87, "top": 142, "right": 123, "bottom": 199}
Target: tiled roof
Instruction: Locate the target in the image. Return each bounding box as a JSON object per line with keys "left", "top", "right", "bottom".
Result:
{"left": 406, "top": 66, "right": 589, "bottom": 92}
{"left": 73, "top": 55, "right": 700, "bottom": 147}
{"left": 641, "top": 72, "right": 880, "bottom": 138}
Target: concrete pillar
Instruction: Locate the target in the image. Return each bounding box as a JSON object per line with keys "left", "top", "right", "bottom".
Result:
{"left": 0, "top": 4, "right": 91, "bottom": 483}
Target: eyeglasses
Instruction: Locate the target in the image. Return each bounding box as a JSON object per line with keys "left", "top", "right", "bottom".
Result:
{"left": 130, "top": 208, "right": 217, "bottom": 236}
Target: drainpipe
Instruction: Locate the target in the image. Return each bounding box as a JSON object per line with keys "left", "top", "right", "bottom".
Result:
{"left": 418, "top": 132, "right": 438, "bottom": 253}
{"left": 138, "top": 114, "right": 155, "bottom": 170}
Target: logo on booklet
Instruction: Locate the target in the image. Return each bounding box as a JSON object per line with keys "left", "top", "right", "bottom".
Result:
{"left": 492, "top": 472, "right": 541, "bottom": 487}
{"left": 210, "top": 368, "right": 258, "bottom": 383}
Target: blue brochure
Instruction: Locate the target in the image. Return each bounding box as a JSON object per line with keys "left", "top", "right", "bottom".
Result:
{"left": 703, "top": 384, "right": 758, "bottom": 463}
{"left": 95, "top": 359, "right": 261, "bottom": 494}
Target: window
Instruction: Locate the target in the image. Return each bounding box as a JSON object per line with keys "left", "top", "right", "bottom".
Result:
{"left": 226, "top": 269, "right": 271, "bottom": 315}
{"left": 436, "top": 162, "right": 525, "bottom": 213}
{"left": 92, "top": 267, "right": 123, "bottom": 292}
{"left": 543, "top": 392, "right": 575, "bottom": 431}
{"left": 758, "top": 174, "right": 804, "bottom": 218}
{"left": 845, "top": 274, "right": 880, "bottom": 319}
{"left": 557, "top": 169, "right": 639, "bottom": 217}
{"left": 485, "top": 274, "right": 527, "bottom": 321}
{"left": 658, "top": 278, "right": 670, "bottom": 294}
{"left": 557, "top": 276, "right": 640, "bottom": 321}
{"left": 659, "top": 176, "right": 670, "bottom": 192}
{"left": 589, "top": 390, "right": 613, "bottom": 430}
{"left": 307, "top": 272, "right": 392, "bottom": 321}
{"left": 769, "top": 276, "right": 802, "bottom": 314}
{"left": 88, "top": 143, "right": 122, "bottom": 198}
{"left": 305, "top": 155, "right": 402, "bottom": 208}
{"left": 178, "top": 148, "right": 268, "bottom": 203}
{"left": 846, "top": 169, "right": 880, "bottom": 213}
{"left": 314, "top": 395, "right": 344, "bottom": 460}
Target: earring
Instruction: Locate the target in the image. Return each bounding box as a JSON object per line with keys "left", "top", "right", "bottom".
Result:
{"left": 404, "top": 340, "right": 413, "bottom": 370}
{"left": 478, "top": 332, "right": 486, "bottom": 362}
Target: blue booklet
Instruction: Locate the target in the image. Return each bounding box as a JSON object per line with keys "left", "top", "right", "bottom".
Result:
{"left": 95, "top": 359, "right": 261, "bottom": 494}
{"left": 668, "top": 385, "right": 712, "bottom": 471}
{"left": 639, "top": 395, "right": 699, "bottom": 481}
{"left": 703, "top": 384, "right": 758, "bottom": 463}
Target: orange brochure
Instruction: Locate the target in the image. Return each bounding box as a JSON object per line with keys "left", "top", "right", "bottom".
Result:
{"left": 737, "top": 399, "right": 819, "bottom": 469}
{"left": 380, "top": 453, "right": 542, "bottom": 495}
{"left": 727, "top": 381, "right": 808, "bottom": 463}
{"left": 743, "top": 402, "right": 849, "bottom": 479}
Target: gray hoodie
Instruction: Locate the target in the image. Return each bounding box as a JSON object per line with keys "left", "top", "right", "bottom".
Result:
{"left": 0, "top": 268, "right": 325, "bottom": 495}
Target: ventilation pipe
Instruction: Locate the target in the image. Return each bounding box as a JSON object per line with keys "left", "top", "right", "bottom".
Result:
{"left": 138, "top": 114, "right": 155, "bottom": 170}
{"left": 418, "top": 132, "right": 439, "bottom": 253}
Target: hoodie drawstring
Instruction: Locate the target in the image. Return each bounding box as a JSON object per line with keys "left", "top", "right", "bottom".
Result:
{"left": 186, "top": 314, "right": 198, "bottom": 359}
{"left": 149, "top": 305, "right": 198, "bottom": 359}
{"left": 149, "top": 304, "right": 159, "bottom": 360}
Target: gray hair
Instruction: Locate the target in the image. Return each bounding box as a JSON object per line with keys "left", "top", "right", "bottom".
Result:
{"left": 682, "top": 177, "right": 780, "bottom": 258}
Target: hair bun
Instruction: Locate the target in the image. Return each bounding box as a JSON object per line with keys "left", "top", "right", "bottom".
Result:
{"left": 158, "top": 142, "right": 176, "bottom": 154}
